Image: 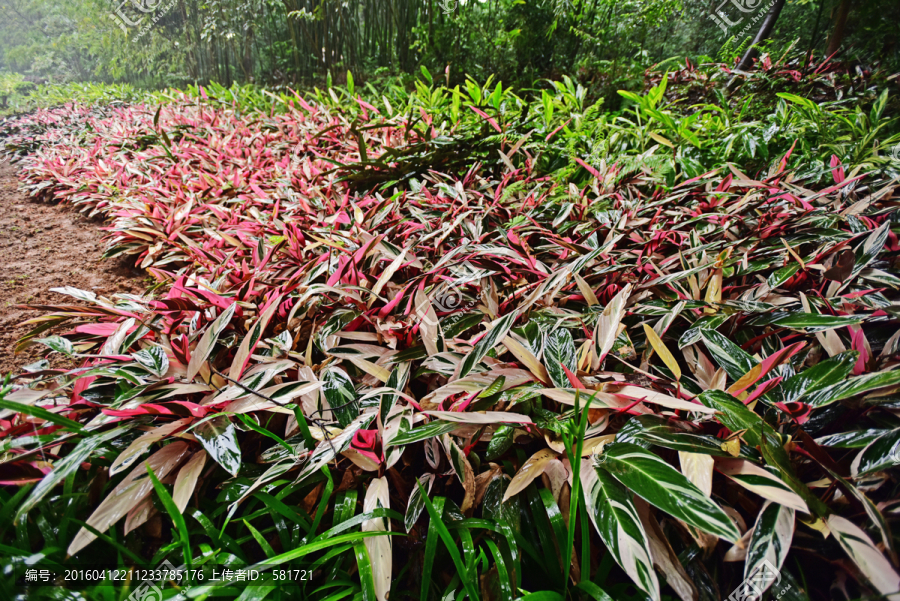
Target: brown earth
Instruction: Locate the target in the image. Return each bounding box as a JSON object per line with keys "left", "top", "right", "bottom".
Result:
{"left": 0, "top": 160, "right": 145, "bottom": 375}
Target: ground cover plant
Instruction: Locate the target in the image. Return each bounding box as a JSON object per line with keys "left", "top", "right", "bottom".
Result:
{"left": 1, "top": 59, "right": 900, "bottom": 601}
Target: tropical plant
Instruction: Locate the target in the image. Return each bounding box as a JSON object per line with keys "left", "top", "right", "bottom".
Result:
{"left": 1, "top": 68, "right": 900, "bottom": 601}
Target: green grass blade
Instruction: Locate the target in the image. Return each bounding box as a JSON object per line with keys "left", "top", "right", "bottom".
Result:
{"left": 147, "top": 465, "right": 193, "bottom": 579}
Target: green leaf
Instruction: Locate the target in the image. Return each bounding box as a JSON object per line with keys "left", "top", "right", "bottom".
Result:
{"left": 580, "top": 462, "right": 660, "bottom": 601}
{"left": 766, "top": 263, "right": 800, "bottom": 290}
{"left": 419, "top": 65, "right": 432, "bottom": 85}
{"left": 744, "top": 501, "right": 794, "bottom": 596}
{"left": 390, "top": 419, "right": 458, "bottom": 446}
{"left": 595, "top": 442, "right": 740, "bottom": 543}
{"left": 418, "top": 489, "right": 480, "bottom": 601}
{"left": 15, "top": 426, "right": 130, "bottom": 523}
{"left": 776, "top": 92, "right": 818, "bottom": 110}
{"left": 485, "top": 424, "right": 515, "bottom": 461}
{"left": 697, "top": 390, "right": 774, "bottom": 448}
{"left": 185, "top": 530, "right": 406, "bottom": 597}
{"left": 544, "top": 328, "right": 576, "bottom": 388}
{"left": 147, "top": 465, "right": 193, "bottom": 578}
{"left": 851, "top": 428, "right": 900, "bottom": 476}
{"left": 133, "top": 345, "right": 170, "bottom": 378}
{"left": 194, "top": 414, "right": 242, "bottom": 477}
{"left": 458, "top": 312, "right": 517, "bottom": 379}
{"left": 0, "top": 398, "right": 84, "bottom": 433}
{"left": 700, "top": 330, "right": 755, "bottom": 381}
{"left": 479, "top": 375, "right": 507, "bottom": 398}
{"left": 806, "top": 369, "right": 900, "bottom": 408}
{"left": 518, "top": 592, "right": 565, "bottom": 601}
{"left": 322, "top": 366, "right": 358, "bottom": 427}
{"left": 235, "top": 414, "right": 293, "bottom": 456}
{"left": 405, "top": 473, "right": 434, "bottom": 533}
{"left": 769, "top": 313, "right": 862, "bottom": 333}
{"left": 775, "top": 351, "right": 857, "bottom": 404}
{"left": 353, "top": 541, "right": 377, "bottom": 601}
{"left": 574, "top": 582, "right": 614, "bottom": 601}
{"left": 421, "top": 495, "right": 446, "bottom": 601}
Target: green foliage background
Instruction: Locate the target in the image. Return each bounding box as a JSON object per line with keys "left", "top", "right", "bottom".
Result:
{"left": 0, "top": 0, "right": 897, "bottom": 98}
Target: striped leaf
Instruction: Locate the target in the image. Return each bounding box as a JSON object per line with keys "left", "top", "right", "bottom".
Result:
{"left": 596, "top": 442, "right": 740, "bottom": 542}
{"left": 851, "top": 428, "right": 900, "bottom": 476}
{"left": 744, "top": 501, "right": 794, "bottom": 596}
{"left": 806, "top": 369, "right": 900, "bottom": 408}
{"left": 457, "top": 312, "right": 518, "bottom": 379}
{"left": 581, "top": 461, "right": 660, "bottom": 601}
{"left": 826, "top": 467, "right": 896, "bottom": 563}
{"left": 405, "top": 474, "right": 435, "bottom": 532}
{"left": 700, "top": 330, "right": 755, "bottom": 381}
{"left": 544, "top": 327, "right": 577, "bottom": 388}
{"left": 592, "top": 284, "right": 632, "bottom": 370}
{"left": 715, "top": 458, "right": 808, "bottom": 513}
{"left": 362, "top": 476, "right": 392, "bottom": 601}
{"left": 828, "top": 515, "right": 900, "bottom": 598}
{"left": 186, "top": 302, "right": 236, "bottom": 380}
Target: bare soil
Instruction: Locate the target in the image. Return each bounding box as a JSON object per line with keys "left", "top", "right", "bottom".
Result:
{"left": 0, "top": 160, "right": 145, "bottom": 375}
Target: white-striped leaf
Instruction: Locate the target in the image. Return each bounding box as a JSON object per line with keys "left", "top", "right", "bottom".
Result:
{"left": 133, "top": 345, "right": 169, "bottom": 378}
{"left": 405, "top": 474, "right": 435, "bottom": 532}
{"left": 172, "top": 450, "right": 207, "bottom": 513}
{"left": 592, "top": 283, "right": 632, "bottom": 370}
{"left": 700, "top": 329, "right": 756, "bottom": 381}
{"left": 581, "top": 461, "right": 660, "bottom": 601}
{"left": 828, "top": 514, "right": 900, "bottom": 598}
{"left": 457, "top": 312, "right": 518, "bottom": 379}
{"left": 827, "top": 467, "right": 897, "bottom": 562}
{"left": 715, "top": 458, "right": 808, "bottom": 513}
{"left": 807, "top": 369, "right": 900, "bottom": 409}
{"left": 851, "top": 428, "right": 900, "bottom": 476}
{"left": 186, "top": 302, "right": 237, "bottom": 380}
{"left": 68, "top": 441, "right": 191, "bottom": 555}
{"left": 362, "top": 476, "right": 392, "bottom": 601}
{"left": 744, "top": 501, "right": 794, "bottom": 596}
{"left": 544, "top": 327, "right": 577, "bottom": 388}
{"left": 596, "top": 442, "right": 740, "bottom": 542}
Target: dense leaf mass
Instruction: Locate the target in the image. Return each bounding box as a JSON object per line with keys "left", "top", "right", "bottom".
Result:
{"left": 2, "top": 67, "right": 900, "bottom": 600}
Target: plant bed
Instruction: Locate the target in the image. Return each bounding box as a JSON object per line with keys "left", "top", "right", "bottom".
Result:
{"left": 1, "top": 68, "right": 900, "bottom": 601}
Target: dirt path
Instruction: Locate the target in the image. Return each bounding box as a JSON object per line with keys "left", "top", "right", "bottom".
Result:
{"left": 0, "top": 160, "right": 145, "bottom": 375}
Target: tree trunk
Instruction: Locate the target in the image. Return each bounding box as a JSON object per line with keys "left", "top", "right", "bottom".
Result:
{"left": 827, "top": 0, "right": 851, "bottom": 56}
{"left": 734, "top": 0, "right": 787, "bottom": 71}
